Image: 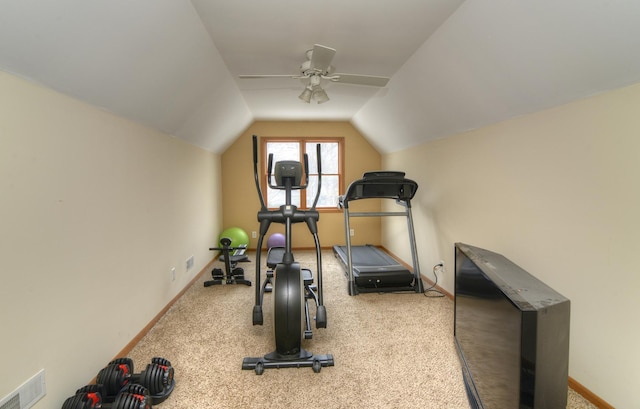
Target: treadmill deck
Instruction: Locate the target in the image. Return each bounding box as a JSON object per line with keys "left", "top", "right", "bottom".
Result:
{"left": 333, "top": 245, "right": 414, "bottom": 288}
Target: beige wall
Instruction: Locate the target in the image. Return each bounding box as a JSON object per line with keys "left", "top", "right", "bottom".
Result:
{"left": 0, "top": 72, "right": 222, "bottom": 407}
{"left": 382, "top": 83, "right": 640, "bottom": 409}
{"left": 221, "top": 121, "right": 382, "bottom": 249}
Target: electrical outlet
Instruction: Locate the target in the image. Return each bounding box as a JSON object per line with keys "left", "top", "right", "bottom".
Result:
{"left": 350, "top": 228, "right": 355, "bottom": 237}
{"left": 251, "top": 231, "right": 257, "bottom": 238}
{"left": 170, "top": 267, "right": 176, "bottom": 281}
{"left": 439, "top": 260, "right": 446, "bottom": 273}
{"left": 186, "top": 255, "right": 194, "bottom": 271}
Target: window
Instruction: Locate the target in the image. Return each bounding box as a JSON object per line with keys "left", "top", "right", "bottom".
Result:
{"left": 262, "top": 137, "right": 343, "bottom": 210}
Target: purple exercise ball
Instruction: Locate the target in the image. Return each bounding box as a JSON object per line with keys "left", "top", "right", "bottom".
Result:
{"left": 267, "top": 233, "right": 285, "bottom": 249}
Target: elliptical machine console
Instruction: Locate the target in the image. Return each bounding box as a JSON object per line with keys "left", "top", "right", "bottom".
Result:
{"left": 242, "top": 135, "right": 334, "bottom": 374}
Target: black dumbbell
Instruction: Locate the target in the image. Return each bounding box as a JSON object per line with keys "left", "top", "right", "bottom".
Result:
{"left": 96, "top": 357, "right": 175, "bottom": 404}
{"left": 61, "top": 383, "right": 151, "bottom": 409}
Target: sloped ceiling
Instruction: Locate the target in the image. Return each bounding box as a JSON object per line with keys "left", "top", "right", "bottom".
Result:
{"left": 2, "top": 1, "right": 640, "bottom": 154}
{"left": 353, "top": 0, "right": 640, "bottom": 152}
{"left": 0, "top": 0, "right": 252, "bottom": 152}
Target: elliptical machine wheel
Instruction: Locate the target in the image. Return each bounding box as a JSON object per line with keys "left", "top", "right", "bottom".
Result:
{"left": 272, "top": 263, "right": 305, "bottom": 357}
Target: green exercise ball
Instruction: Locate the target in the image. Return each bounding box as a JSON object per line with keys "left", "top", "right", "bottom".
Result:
{"left": 219, "top": 227, "right": 249, "bottom": 247}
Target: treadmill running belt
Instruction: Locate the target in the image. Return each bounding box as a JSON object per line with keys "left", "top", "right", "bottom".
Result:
{"left": 333, "top": 245, "right": 414, "bottom": 288}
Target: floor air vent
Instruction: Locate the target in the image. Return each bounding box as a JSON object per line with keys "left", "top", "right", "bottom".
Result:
{"left": 0, "top": 395, "right": 19, "bottom": 409}
{"left": 0, "top": 369, "right": 45, "bottom": 409}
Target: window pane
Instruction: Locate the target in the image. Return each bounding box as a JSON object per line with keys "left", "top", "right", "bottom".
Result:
{"left": 267, "top": 142, "right": 299, "bottom": 162}
{"left": 266, "top": 142, "right": 300, "bottom": 207}
{"left": 306, "top": 142, "right": 338, "bottom": 174}
{"left": 307, "top": 175, "right": 340, "bottom": 208}
{"left": 264, "top": 138, "right": 340, "bottom": 209}
{"left": 268, "top": 188, "right": 300, "bottom": 208}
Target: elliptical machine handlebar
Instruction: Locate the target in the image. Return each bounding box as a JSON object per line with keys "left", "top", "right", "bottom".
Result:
{"left": 253, "top": 135, "right": 267, "bottom": 211}
{"left": 311, "top": 143, "right": 322, "bottom": 210}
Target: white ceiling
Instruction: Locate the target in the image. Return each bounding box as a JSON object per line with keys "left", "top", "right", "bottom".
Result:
{"left": 191, "top": 0, "right": 464, "bottom": 122}
{"left": 2, "top": 0, "right": 640, "bottom": 153}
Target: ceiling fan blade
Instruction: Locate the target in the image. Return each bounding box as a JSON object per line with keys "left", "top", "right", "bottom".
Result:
{"left": 329, "top": 73, "right": 390, "bottom": 87}
{"left": 238, "top": 74, "right": 302, "bottom": 79}
{"left": 310, "top": 44, "right": 336, "bottom": 72}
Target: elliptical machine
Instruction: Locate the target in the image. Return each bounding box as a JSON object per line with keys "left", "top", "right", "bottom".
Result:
{"left": 242, "top": 135, "right": 334, "bottom": 375}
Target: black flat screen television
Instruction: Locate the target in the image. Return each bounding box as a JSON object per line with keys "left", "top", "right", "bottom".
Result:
{"left": 454, "top": 243, "right": 570, "bottom": 409}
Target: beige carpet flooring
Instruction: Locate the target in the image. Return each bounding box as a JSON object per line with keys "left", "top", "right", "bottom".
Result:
{"left": 127, "top": 250, "right": 597, "bottom": 408}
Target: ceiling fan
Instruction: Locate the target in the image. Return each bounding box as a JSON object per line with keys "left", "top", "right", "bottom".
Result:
{"left": 239, "top": 44, "right": 390, "bottom": 104}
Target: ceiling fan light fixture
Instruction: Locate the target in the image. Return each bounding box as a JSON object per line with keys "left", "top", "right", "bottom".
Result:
{"left": 312, "top": 87, "right": 329, "bottom": 104}
{"left": 298, "top": 87, "right": 312, "bottom": 103}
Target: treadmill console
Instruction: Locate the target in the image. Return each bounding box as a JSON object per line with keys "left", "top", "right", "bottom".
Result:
{"left": 362, "top": 171, "right": 405, "bottom": 179}
{"left": 342, "top": 171, "right": 418, "bottom": 204}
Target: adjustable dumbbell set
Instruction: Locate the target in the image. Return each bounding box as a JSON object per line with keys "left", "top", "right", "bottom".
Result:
{"left": 61, "top": 357, "right": 175, "bottom": 409}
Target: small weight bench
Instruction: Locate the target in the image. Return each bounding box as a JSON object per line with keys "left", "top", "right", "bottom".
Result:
{"left": 204, "top": 238, "right": 251, "bottom": 287}
{"left": 218, "top": 244, "right": 249, "bottom": 264}
{"left": 262, "top": 247, "right": 319, "bottom": 339}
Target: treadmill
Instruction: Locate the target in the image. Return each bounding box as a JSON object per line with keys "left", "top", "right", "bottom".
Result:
{"left": 333, "top": 171, "right": 425, "bottom": 295}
